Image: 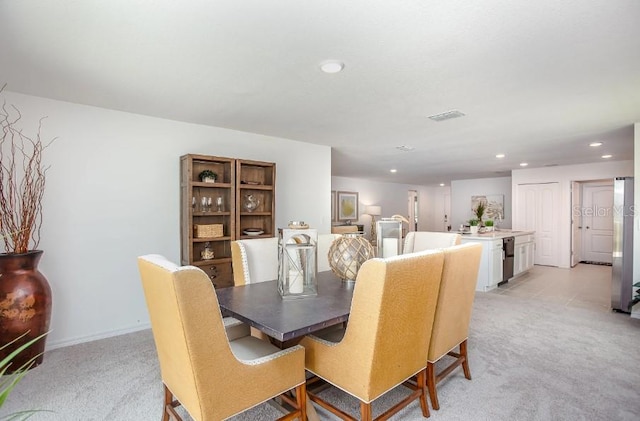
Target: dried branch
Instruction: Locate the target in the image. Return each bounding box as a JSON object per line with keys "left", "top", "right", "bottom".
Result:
{"left": 0, "top": 85, "right": 55, "bottom": 254}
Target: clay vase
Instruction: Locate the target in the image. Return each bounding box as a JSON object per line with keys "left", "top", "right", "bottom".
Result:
{"left": 0, "top": 250, "right": 52, "bottom": 373}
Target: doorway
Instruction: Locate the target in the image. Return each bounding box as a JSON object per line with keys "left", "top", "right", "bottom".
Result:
{"left": 407, "top": 190, "right": 418, "bottom": 232}
{"left": 571, "top": 179, "right": 614, "bottom": 265}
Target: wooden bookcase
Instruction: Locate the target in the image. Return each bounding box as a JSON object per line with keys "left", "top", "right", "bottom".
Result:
{"left": 180, "top": 155, "right": 275, "bottom": 288}
{"left": 236, "top": 159, "right": 276, "bottom": 239}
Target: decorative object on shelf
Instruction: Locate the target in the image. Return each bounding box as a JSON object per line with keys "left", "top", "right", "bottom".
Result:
{"left": 364, "top": 205, "right": 382, "bottom": 245}
{"left": 469, "top": 219, "right": 479, "bottom": 234}
{"left": 337, "top": 191, "right": 359, "bottom": 221}
{"left": 243, "top": 228, "right": 264, "bottom": 236}
{"left": 0, "top": 87, "right": 54, "bottom": 371}
{"left": 278, "top": 228, "right": 318, "bottom": 299}
{"left": 328, "top": 233, "right": 375, "bottom": 281}
{"left": 194, "top": 224, "right": 224, "bottom": 238}
{"left": 200, "top": 196, "right": 213, "bottom": 212}
{"left": 201, "top": 242, "right": 214, "bottom": 260}
{"left": 376, "top": 218, "right": 402, "bottom": 257}
{"left": 243, "top": 194, "right": 260, "bottom": 212}
{"left": 215, "top": 196, "right": 223, "bottom": 212}
{"left": 198, "top": 169, "right": 217, "bottom": 183}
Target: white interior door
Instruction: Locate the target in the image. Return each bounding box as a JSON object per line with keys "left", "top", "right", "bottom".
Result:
{"left": 571, "top": 181, "right": 582, "bottom": 267}
{"left": 581, "top": 182, "right": 613, "bottom": 263}
{"left": 515, "top": 182, "right": 560, "bottom": 267}
{"left": 443, "top": 192, "right": 451, "bottom": 231}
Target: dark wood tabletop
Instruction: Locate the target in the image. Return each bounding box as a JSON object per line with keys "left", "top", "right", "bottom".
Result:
{"left": 216, "top": 271, "right": 355, "bottom": 342}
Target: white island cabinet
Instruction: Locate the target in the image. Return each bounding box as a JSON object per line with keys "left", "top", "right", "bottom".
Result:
{"left": 460, "top": 230, "right": 535, "bottom": 292}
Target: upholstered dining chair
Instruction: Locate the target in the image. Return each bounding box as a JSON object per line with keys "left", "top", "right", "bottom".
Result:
{"left": 300, "top": 250, "right": 446, "bottom": 421}
{"left": 402, "top": 231, "right": 461, "bottom": 254}
{"left": 425, "top": 243, "right": 482, "bottom": 410}
{"left": 137, "top": 254, "right": 306, "bottom": 421}
{"left": 231, "top": 237, "right": 279, "bottom": 285}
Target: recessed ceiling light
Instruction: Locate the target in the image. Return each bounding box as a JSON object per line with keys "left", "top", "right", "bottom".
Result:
{"left": 390, "top": 169, "right": 397, "bottom": 173}
{"left": 319, "top": 60, "right": 344, "bottom": 74}
{"left": 496, "top": 154, "right": 505, "bottom": 159}
{"left": 589, "top": 142, "right": 603, "bottom": 147}
{"left": 601, "top": 154, "right": 612, "bottom": 159}
{"left": 519, "top": 162, "right": 528, "bottom": 167}
{"left": 439, "top": 183, "right": 445, "bottom": 187}
{"left": 396, "top": 145, "right": 415, "bottom": 152}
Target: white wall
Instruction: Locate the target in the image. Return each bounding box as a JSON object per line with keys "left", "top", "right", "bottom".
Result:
{"left": 512, "top": 160, "right": 634, "bottom": 269}
{"left": 4, "top": 91, "right": 331, "bottom": 349}
{"left": 331, "top": 176, "right": 447, "bottom": 239}
{"left": 450, "top": 177, "right": 513, "bottom": 230}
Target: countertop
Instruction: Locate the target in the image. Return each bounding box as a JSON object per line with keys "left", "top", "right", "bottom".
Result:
{"left": 459, "top": 229, "right": 535, "bottom": 240}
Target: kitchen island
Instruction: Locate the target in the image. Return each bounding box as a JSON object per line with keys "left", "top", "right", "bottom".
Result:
{"left": 460, "top": 230, "right": 535, "bottom": 292}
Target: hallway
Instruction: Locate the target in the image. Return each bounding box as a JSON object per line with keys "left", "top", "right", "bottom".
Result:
{"left": 489, "top": 263, "right": 612, "bottom": 313}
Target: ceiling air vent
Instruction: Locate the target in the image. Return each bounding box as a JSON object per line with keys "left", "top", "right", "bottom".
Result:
{"left": 428, "top": 110, "right": 465, "bottom": 122}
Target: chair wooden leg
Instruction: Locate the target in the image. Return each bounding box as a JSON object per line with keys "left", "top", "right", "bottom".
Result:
{"left": 296, "top": 383, "right": 306, "bottom": 421}
{"left": 426, "top": 362, "right": 439, "bottom": 410}
{"left": 460, "top": 340, "right": 472, "bottom": 380}
{"left": 360, "top": 401, "right": 372, "bottom": 421}
{"left": 163, "top": 385, "right": 171, "bottom": 421}
{"left": 416, "top": 369, "right": 430, "bottom": 418}
{"left": 163, "top": 385, "right": 183, "bottom": 421}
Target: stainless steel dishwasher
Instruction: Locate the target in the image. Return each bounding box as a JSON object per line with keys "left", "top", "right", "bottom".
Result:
{"left": 501, "top": 236, "right": 515, "bottom": 284}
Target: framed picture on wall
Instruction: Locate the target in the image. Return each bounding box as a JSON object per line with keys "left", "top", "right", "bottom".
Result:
{"left": 337, "top": 191, "right": 359, "bottom": 221}
{"left": 331, "top": 191, "right": 337, "bottom": 221}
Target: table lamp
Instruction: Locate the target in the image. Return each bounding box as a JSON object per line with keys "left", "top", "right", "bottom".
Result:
{"left": 364, "top": 205, "right": 382, "bottom": 245}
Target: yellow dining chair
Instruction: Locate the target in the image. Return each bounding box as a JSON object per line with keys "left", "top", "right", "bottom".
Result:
{"left": 300, "top": 250, "right": 445, "bottom": 421}
{"left": 425, "top": 243, "right": 482, "bottom": 410}
{"left": 138, "top": 254, "right": 306, "bottom": 421}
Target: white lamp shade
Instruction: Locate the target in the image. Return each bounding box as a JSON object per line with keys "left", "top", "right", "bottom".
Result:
{"left": 364, "top": 205, "right": 382, "bottom": 216}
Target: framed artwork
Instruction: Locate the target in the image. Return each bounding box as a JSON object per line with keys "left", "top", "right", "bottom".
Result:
{"left": 337, "top": 191, "right": 359, "bottom": 221}
{"left": 331, "top": 190, "right": 336, "bottom": 222}
{"left": 471, "top": 194, "right": 504, "bottom": 221}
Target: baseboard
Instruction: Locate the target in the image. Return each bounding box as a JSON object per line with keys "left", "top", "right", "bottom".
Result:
{"left": 46, "top": 323, "right": 151, "bottom": 351}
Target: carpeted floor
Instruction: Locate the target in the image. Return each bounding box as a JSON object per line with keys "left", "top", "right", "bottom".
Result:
{"left": 2, "top": 267, "right": 640, "bottom": 420}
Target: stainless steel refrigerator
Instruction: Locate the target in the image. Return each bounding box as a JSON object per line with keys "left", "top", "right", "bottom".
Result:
{"left": 611, "top": 177, "right": 634, "bottom": 313}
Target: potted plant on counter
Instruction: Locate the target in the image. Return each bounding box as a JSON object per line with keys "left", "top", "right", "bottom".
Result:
{"left": 0, "top": 87, "right": 54, "bottom": 372}
{"left": 469, "top": 219, "right": 479, "bottom": 234}
{"left": 484, "top": 220, "right": 494, "bottom": 232}
{"left": 473, "top": 202, "right": 486, "bottom": 226}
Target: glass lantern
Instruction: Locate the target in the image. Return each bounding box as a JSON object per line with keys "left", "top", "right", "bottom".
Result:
{"left": 376, "top": 219, "right": 403, "bottom": 257}
{"left": 278, "top": 228, "right": 318, "bottom": 299}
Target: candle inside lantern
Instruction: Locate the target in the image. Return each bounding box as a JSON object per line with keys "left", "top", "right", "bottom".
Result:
{"left": 286, "top": 243, "right": 304, "bottom": 293}
{"left": 382, "top": 238, "right": 399, "bottom": 258}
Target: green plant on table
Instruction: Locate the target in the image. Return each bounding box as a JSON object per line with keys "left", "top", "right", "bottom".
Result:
{"left": 484, "top": 220, "right": 494, "bottom": 227}
{"left": 0, "top": 332, "right": 50, "bottom": 420}
{"left": 469, "top": 219, "right": 479, "bottom": 227}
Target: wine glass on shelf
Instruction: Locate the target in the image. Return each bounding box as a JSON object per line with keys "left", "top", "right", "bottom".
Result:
{"left": 216, "top": 196, "right": 223, "bottom": 212}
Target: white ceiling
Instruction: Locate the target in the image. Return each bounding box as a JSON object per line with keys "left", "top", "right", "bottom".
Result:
{"left": 1, "top": 0, "right": 638, "bottom": 185}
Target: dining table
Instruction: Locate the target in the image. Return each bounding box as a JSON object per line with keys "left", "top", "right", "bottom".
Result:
{"left": 216, "top": 270, "right": 355, "bottom": 345}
